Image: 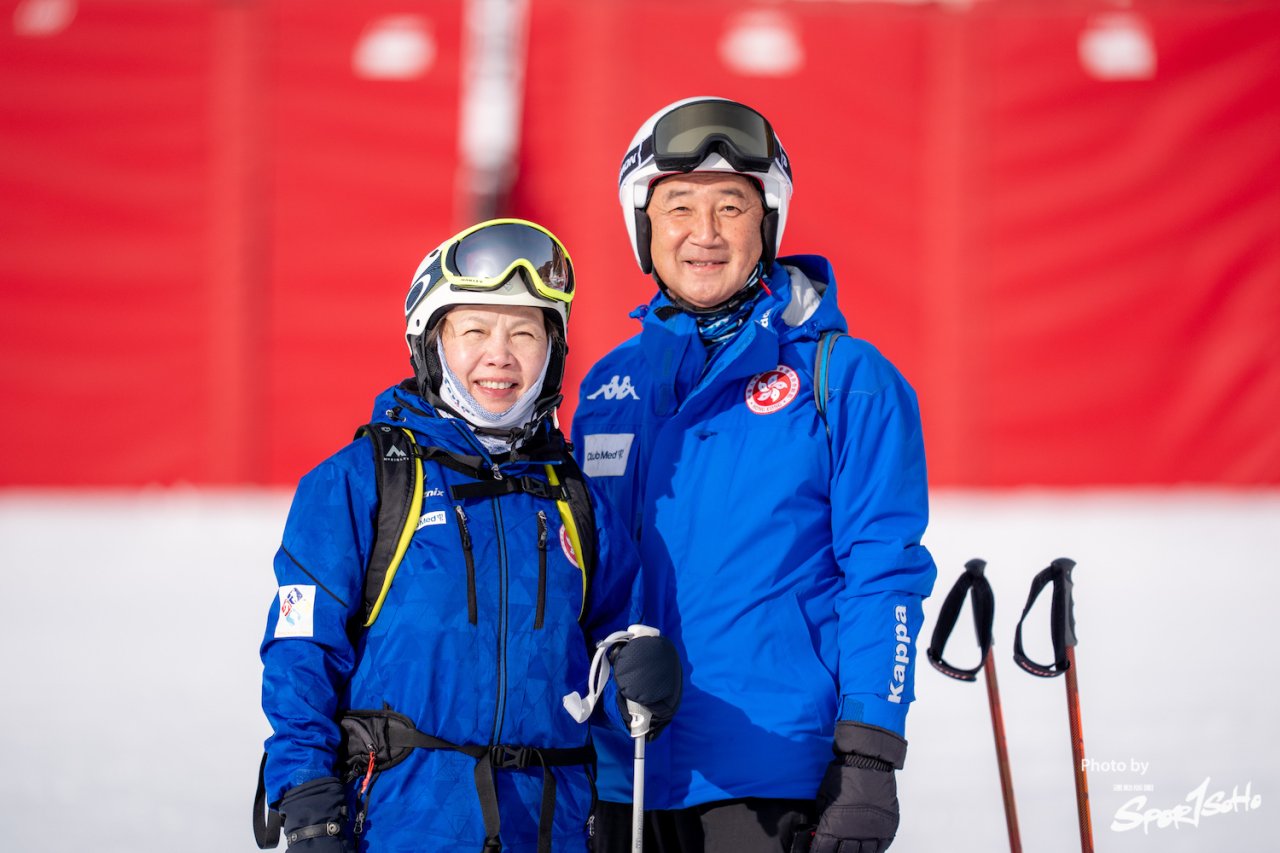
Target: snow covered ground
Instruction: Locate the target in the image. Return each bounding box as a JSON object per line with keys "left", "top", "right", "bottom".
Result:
{"left": 1, "top": 488, "right": 1275, "bottom": 852}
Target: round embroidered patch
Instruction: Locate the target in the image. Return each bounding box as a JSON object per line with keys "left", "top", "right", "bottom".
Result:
{"left": 559, "top": 524, "right": 580, "bottom": 568}
{"left": 746, "top": 365, "right": 800, "bottom": 415}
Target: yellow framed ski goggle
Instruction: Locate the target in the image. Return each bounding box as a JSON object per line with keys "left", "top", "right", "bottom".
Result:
{"left": 441, "top": 218, "right": 574, "bottom": 305}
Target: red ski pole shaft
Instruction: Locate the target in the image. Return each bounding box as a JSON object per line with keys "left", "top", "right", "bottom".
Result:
{"left": 983, "top": 654, "right": 1022, "bottom": 853}
{"left": 1065, "top": 646, "right": 1094, "bottom": 853}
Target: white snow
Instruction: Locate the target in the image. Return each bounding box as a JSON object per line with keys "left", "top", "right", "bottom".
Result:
{"left": 0, "top": 488, "right": 1275, "bottom": 852}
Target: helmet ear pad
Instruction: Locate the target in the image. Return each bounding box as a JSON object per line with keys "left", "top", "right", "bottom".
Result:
{"left": 408, "top": 323, "right": 445, "bottom": 401}
{"left": 760, "top": 209, "right": 779, "bottom": 273}
{"left": 634, "top": 209, "right": 654, "bottom": 275}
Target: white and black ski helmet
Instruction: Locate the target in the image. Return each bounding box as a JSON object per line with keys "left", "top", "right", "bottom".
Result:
{"left": 403, "top": 218, "right": 574, "bottom": 408}
{"left": 617, "top": 96, "right": 794, "bottom": 275}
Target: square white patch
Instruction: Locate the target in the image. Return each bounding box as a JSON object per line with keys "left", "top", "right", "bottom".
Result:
{"left": 417, "top": 510, "right": 447, "bottom": 530}
{"left": 274, "top": 584, "right": 316, "bottom": 638}
{"left": 582, "top": 433, "right": 634, "bottom": 477}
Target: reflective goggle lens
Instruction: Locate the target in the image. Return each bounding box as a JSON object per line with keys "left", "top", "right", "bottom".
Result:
{"left": 652, "top": 100, "right": 776, "bottom": 172}
{"left": 445, "top": 221, "right": 573, "bottom": 301}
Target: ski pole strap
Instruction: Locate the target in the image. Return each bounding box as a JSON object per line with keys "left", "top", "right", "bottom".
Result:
{"left": 253, "top": 752, "right": 283, "bottom": 849}
{"left": 1013, "top": 557, "right": 1078, "bottom": 678}
{"left": 926, "top": 558, "right": 995, "bottom": 682}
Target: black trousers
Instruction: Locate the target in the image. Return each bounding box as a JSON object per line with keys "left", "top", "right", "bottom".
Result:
{"left": 591, "top": 797, "right": 815, "bottom": 853}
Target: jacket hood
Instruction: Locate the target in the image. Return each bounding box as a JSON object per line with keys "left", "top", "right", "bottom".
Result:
{"left": 769, "top": 254, "right": 848, "bottom": 343}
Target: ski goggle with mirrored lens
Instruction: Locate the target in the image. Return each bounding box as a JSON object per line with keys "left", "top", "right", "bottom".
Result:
{"left": 650, "top": 100, "right": 779, "bottom": 173}
{"left": 441, "top": 219, "right": 574, "bottom": 304}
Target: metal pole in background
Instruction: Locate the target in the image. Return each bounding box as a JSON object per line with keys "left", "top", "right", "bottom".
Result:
{"left": 458, "top": 0, "right": 529, "bottom": 224}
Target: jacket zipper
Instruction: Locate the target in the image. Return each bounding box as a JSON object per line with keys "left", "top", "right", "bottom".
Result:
{"left": 453, "top": 505, "right": 478, "bottom": 625}
{"left": 535, "top": 510, "right": 548, "bottom": 630}
{"left": 490, "top": 497, "right": 508, "bottom": 744}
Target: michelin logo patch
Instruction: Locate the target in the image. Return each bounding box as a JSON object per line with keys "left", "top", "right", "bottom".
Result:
{"left": 582, "top": 433, "right": 634, "bottom": 477}
{"left": 275, "top": 584, "right": 315, "bottom": 638}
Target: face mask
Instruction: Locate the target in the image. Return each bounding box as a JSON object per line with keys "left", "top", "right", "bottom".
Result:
{"left": 435, "top": 336, "right": 551, "bottom": 452}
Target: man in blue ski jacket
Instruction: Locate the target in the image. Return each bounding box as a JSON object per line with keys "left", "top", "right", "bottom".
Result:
{"left": 573, "top": 98, "right": 937, "bottom": 853}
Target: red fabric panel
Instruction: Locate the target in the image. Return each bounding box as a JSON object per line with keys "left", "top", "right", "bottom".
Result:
{"left": 258, "top": 3, "right": 464, "bottom": 484}
{"left": 0, "top": 2, "right": 213, "bottom": 485}
{"left": 961, "top": 1, "right": 1280, "bottom": 484}
{"left": 515, "top": 0, "right": 1280, "bottom": 485}
{"left": 512, "top": 2, "right": 936, "bottom": 443}
{"left": 1, "top": 1, "right": 1275, "bottom": 486}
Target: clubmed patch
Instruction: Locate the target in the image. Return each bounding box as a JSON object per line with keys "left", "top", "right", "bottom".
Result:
{"left": 416, "top": 510, "right": 447, "bottom": 530}
{"left": 275, "top": 584, "right": 315, "bottom": 638}
{"left": 581, "top": 433, "right": 633, "bottom": 477}
{"left": 746, "top": 365, "right": 800, "bottom": 415}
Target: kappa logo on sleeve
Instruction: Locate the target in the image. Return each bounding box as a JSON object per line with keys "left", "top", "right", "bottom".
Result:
{"left": 275, "top": 584, "right": 316, "bottom": 638}
{"left": 582, "top": 433, "right": 634, "bottom": 477}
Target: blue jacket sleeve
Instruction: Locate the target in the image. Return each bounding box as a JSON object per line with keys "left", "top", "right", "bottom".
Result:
{"left": 826, "top": 339, "right": 937, "bottom": 737}
{"left": 260, "top": 442, "right": 374, "bottom": 804}
{"left": 578, "top": 476, "right": 646, "bottom": 734}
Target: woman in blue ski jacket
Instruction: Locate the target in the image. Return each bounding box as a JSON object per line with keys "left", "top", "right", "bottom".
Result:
{"left": 573, "top": 98, "right": 937, "bottom": 853}
{"left": 258, "top": 220, "right": 681, "bottom": 853}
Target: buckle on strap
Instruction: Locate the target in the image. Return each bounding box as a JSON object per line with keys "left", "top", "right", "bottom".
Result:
{"left": 490, "top": 744, "right": 533, "bottom": 769}
{"left": 518, "top": 477, "right": 553, "bottom": 499}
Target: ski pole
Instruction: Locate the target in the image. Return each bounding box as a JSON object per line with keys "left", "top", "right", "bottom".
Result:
{"left": 562, "top": 624, "right": 661, "bottom": 853}
{"left": 926, "top": 558, "right": 1021, "bottom": 853}
{"left": 1013, "top": 557, "right": 1093, "bottom": 853}
{"left": 625, "top": 698, "right": 653, "bottom": 853}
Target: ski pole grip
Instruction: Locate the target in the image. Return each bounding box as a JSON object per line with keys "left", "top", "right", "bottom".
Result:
{"left": 927, "top": 558, "right": 995, "bottom": 682}
{"left": 626, "top": 699, "right": 653, "bottom": 739}
{"left": 1013, "top": 557, "right": 1077, "bottom": 678}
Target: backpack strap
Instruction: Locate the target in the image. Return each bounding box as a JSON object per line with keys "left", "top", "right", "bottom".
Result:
{"left": 814, "top": 330, "right": 846, "bottom": 439}
{"left": 545, "top": 453, "right": 597, "bottom": 621}
{"left": 355, "top": 424, "right": 424, "bottom": 629}
{"left": 358, "top": 423, "right": 598, "bottom": 628}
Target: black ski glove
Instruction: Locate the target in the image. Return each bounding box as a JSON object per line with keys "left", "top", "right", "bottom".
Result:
{"left": 279, "top": 776, "right": 354, "bottom": 852}
{"left": 810, "top": 723, "right": 906, "bottom": 853}
{"left": 611, "top": 635, "right": 683, "bottom": 740}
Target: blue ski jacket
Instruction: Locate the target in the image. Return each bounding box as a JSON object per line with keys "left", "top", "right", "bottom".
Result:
{"left": 572, "top": 256, "right": 936, "bottom": 809}
{"left": 261, "top": 384, "right": 641, "bottom": 852}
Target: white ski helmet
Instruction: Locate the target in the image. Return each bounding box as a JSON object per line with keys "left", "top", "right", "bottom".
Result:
{"left": 403, "top": 218, "right": 574, "bottom": 408}
{"left": 617, "top": 96, "right": 793, "bottom": 275}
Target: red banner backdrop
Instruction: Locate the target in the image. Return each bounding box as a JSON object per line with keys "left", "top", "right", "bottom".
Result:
{"left": 514, "top": 0, "right": 1280, "bottom": 486}
{"left": 1, "top": 0, "right": 1277, "bottom": 487}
